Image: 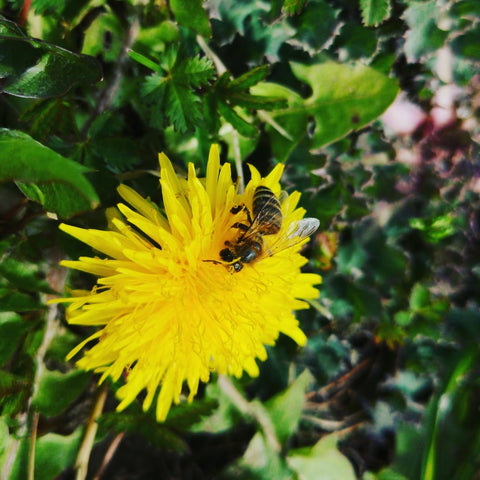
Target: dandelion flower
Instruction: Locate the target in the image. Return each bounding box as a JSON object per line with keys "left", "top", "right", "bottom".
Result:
{"left": 57, "top": 145, "right": 321, "bottom": 421}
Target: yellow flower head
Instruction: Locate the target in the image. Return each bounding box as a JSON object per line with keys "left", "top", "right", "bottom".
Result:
{"left": 58, "top": 145, "right": 321, "bottom": 421}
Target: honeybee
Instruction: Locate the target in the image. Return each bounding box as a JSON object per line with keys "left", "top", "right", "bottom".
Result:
{"left": 206, "top": 185, "right": 320, "bottom": 272}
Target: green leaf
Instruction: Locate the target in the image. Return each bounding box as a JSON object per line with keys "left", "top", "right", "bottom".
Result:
{"left": 251, "top": 81, "right": 307, "bottom": 161}
{"left": 175, "top": 56, "right": 215, "bottom": 87}
{"left": 81, "top": 12, "right": 124, "bottom": 62}
{"left": 32, "top": 430, "right": 83, "bottom": 480}
{"left": 292, "top": 0, "right": 339, "bottom": 50}
{"left": 265, "top": 370, "right": 312, "bottom": 444}
{"left": 0, "top": 288, "right": 44, "bottom": 311}
{"left": 451, "top": 28, "right": 480, "bottom": 60}
{"left": 360, "top": 0, "right": 391, "bottom": 26}
{"left": 394, "top": 311, "right": 413, "bottom": 327}
{"left": 229, "top": 92, "right": 287, "bottom": 110}
{"left": 166, "top": 83, "right": 202, "bottom": 133}
{"left": 290, "top": 61, "right": 399, "bottom": 148}
{"left": 409, "top": 284, "right": 430, "bottom": 311}
{"left": 0, "top": 129, "right": 99, "bottom": 217}
{"left": 231, "top": 432, "right": 294, "bottom": 480}
{"left": 287, "top": 434, "right": 356, "bottom": 480}
{"left": 170, "top": 0, "right": 211, "bottom": 37}
{"left": 0, "top": 312, "right": 30, "bottom": 365}
{"left": 229, "top": 65, "right": 270, "bottom": 91}
{"left": 252, "top": 61, "right": 398, "bottom": 156}
{"left": 217, "top": 99, "right": 258, "bottom": 138}
{"left": 0, "top": 17, "right": 102, "bottom": 98}
{"left": 32, "top": 369, "right": 89, "bottom": 416}
{"left": 0, "top": 257, "right": 51, "bottom": 293}
{"left": 190, "top": 381, "right": 242, "bottom": 434}
{"left": 282, "top": 0, "right": 308, "bottom": 15}
{"left": 19, "top": 99, "right": 77, "bottom": 141}
{"left": 403, "top": 1, "right": 448, "bottom": 61}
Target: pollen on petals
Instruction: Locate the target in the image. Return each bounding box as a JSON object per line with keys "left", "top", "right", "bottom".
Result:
{"left": 56, "top": 144, "right": 321, "bottom": 421}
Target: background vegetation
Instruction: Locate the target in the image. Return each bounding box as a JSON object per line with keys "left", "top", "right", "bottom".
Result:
{"left": 1, "top": 0, "right": 480, "bottom": 478}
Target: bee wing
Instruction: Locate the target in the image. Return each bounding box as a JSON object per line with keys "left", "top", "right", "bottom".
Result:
{"left": 287, "top": 217, "right": 320, "bottom": 240}
{"left": 265, "top": 217, "right": 320, "bottom": 257}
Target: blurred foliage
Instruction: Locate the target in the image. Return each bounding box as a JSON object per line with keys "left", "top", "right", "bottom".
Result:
{"left": 1, "top": 0, "right": 480, "bottom": 479}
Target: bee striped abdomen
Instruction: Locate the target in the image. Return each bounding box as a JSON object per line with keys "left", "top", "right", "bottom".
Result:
{"left": 252, "top": 185, "right": 282, "bottom": 235}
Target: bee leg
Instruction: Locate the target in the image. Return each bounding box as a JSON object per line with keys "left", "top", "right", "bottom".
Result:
{"left": 243, "top": 205, "right": 253, "bottom": 225}
{"left": 231, "top": 204, "right": 253, "bottom": 225}
{"left": 232, "top": 222, "right": 249, "bottom": 232}
{"left": 230, "top": 205, "right": 243, "bottom": 214}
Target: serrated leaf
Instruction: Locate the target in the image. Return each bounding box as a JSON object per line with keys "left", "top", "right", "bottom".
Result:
{"left": 166, "top": 83, "right": 202, "bottom": 132}
{"left": 217, "top": 99, "right": 258, "bottom": 137}
{"left": 360, "top": 0, "right": 391, "bottom": 27}
{"left": 0, "top": 129, "right": 99, "bottom": 217}
{"left": 0, "top": 18, "right": 102, "bottom": 98}
{"left": 265, "top": 370, "right": 313, "bottom": 444}
{"left": 287, "top": 434, "right": 356, "bottom": 480}
{"left": 175, "top": 56, "right": 215, "bottom": 88}
{"left": 228, "top": 65, "right": 270, "bottom": 91}
{"left": 170, "top": 0, "right": 211, "bottom": 37}
{"left": 32, "top": 369, "right": 89, "bottom": 416}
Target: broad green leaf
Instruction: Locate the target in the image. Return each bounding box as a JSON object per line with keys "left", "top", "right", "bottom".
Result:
{"left": 190, "top": 381, "right": 242, "bottom": 433}
{"left": 409, "top": 284, "right": 430, "bottom": 311}
{"left": 135, "top": 21, "right": 180, "bottom": 50}
{"left": 9, "top": 429, "right": 83, "bottom": 480}
{"left": 0, "top": 129, "right": 99, "bottom": 217}
{"left": 252, "top": 61, "right": 398, "bottom": 157}
{"left": 230, "top": 432, "right": 294, "bottom": 480}
{"left": 360, "top": 0, "right": 391, "bottom": 26}
{"left": 265, "top": 370, "right": 313, "bottom": 444}
{"left": 0, "top": 257, "right": 51, "bottom": 293}
{"left": 451, "top": 29, "right": 480, "bottom": 60}
{"left": 0, "top": 288, "right": 44, "bottom": 311}
{"left": 170, "top": 0, "right": 211, "bottom": 38}
{"left": 0, "top": 417, "right": 12, "bottom": 471}
{"left": 251, "top": 81, "right": 307, "bottom": 161}
{"left": 0, "top": 312, "right": 30, "bottom": 365}
{"left": 287, "top": 434, "right": 356, "bottom": 480}
{"left": 0, "top": 17, "right": 102, "bottom": 98}
{"left": 290, "top": 61, "right": 399, "bottom": 148}
{"left": 81, "top": 12, "right": 124, "bottom": 62}
{"left": 32, "top": 369, "right": 89, "bottom": 416}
